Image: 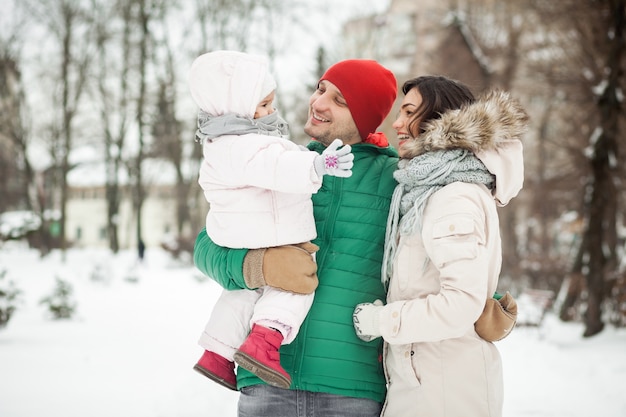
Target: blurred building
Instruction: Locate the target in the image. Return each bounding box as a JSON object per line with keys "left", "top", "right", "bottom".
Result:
{"left": 340, "top": 0, "right": 494, "bottom": 146}
{"left": 64, "top": 158, "right": 206, "bottom": 250}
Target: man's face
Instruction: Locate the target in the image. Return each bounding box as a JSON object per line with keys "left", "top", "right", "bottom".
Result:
{"left": 303, "top": 80, "right": 361, "bottom": 146}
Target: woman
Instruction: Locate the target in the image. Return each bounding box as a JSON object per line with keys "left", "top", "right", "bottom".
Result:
{"left": 352, "top": 75, "right": 528, "bottom": 417}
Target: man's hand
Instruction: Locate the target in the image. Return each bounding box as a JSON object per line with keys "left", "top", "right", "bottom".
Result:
{"left": 353, "top": 299, "right": 384, "bottom": 342}
{"left": 243, "top": 243, "right": 319, "bottom": 294}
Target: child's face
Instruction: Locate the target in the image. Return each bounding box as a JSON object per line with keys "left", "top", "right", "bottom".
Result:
{"left": 254, "top": 91, "right": 275, "bottom": 119}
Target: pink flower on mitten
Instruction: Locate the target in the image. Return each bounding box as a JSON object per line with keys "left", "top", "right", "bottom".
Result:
{"left": 324, "top": 154, "right": 339, "bottom": 170}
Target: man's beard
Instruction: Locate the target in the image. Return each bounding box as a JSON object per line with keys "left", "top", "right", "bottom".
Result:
{"left": 303, "top": 127, "right": 333, "bottom": 146}
{"left": 304, "top": 125, "right": 359, "bottom": 147}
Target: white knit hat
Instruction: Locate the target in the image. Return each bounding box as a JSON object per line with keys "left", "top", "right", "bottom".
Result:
{"left": 189, "top": 50, "right": 276, "bottom": 118}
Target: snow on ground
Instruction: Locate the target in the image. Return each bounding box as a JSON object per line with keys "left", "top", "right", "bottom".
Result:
{"left": 0, "top": 245, "right": 624, "bottom": 417}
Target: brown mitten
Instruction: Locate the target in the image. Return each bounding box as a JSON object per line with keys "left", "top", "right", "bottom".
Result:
{"left": 474, "top": 291, "right": 518, "bottom": 342}
{"left": 243, "top": 243, "right": 319, "bottom": 294}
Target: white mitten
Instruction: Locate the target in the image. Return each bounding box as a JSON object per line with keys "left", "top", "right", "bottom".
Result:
{"left": 353, "top": 299, "right": 384, "bottom": 342}
{"left": 313, "top": 138, "right": 354, "bottom": 178}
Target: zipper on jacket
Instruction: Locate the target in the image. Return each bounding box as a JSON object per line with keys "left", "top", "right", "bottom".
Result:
{"left": 291, "top": 175, "right": 343, "bottom": 388}
{"left": 271, "top": 191, "right": 278, "bottom": 224}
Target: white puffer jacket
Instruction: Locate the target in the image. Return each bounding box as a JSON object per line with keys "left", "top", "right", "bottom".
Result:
{"left": 190, "top": 51, "right": 322, "bottom": 248}
{"left": 380, "top": 90, "right": 527, "bottom": 417}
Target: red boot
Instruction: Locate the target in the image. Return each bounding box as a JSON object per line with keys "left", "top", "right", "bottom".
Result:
{"left": 233, "top": 324, "right": 291, "bottom": 389}
{"left": 193, "top": 350, "right": 237, "bottom": 391}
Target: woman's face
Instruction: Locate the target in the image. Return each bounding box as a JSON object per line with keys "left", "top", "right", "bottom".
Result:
{"left": 392, "top": 88, "right": 423, "bottom": 159}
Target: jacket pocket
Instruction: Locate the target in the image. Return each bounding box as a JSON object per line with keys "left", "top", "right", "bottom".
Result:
{"left": 430, "top": 215, "right": 478, "bottom": 269}
{"left": 390, "top": 343, "right": 421, "bottom": 388}
{"left": 395, "top": 234, "right": 424, "bottom": 292}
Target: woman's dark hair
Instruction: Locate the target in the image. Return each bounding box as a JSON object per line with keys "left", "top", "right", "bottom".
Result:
{"left": 402, "top": 76, "right": 475, "bottom": 137}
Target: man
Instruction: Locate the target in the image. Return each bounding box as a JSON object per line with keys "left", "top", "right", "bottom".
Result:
{"left": 193, "top": 59, "right": 398, "bottom": 417}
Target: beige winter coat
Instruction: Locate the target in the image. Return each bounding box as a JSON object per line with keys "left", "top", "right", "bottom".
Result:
{"left": 380, "top": 91, "right": 527, "bottom": 417}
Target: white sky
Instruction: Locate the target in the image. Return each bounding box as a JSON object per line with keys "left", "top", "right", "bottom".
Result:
{"left": 2, "top": 0, "right": 391, "bottom": 175}
{"left": 271, "top": 0, "right": 391, "bottom": 92}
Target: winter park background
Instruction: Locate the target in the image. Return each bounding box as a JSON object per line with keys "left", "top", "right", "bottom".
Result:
{"left": 2, "top": 0, "right": 626, "bottom": 415}
{"left": 1, "top": 243, "right": 625, "bottom": 417}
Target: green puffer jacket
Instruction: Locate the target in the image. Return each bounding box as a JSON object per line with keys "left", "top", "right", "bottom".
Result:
{"left": 193, "top": 141, "right": 398, "bottom": 403}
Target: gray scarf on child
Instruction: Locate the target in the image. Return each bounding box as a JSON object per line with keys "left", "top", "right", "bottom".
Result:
{"left": 381, "top": 149, "right": 495, "bottom": 286}
{"left": 195, "top": 109, "right": 289, "bottom": 143}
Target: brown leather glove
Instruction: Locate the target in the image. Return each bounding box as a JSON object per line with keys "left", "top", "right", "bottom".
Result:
{"left": 474, "top": 291, "right": 518, "bottom": 342}
{"left": 243, "top": 242, "right": 319, "bottom": 294}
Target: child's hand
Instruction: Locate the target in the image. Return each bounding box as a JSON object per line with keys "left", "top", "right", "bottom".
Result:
{"left": 314, "top": 139, "right": 354, "bottom": 178}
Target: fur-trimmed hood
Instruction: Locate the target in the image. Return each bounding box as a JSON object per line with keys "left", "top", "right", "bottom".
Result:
{"left": 403, "top": 89, "right": 529, "bottom": 206}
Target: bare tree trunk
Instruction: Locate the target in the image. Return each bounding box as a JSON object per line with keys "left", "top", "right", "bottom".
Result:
{"left": 93, "top": 0, "right": 134, "bottom": 253}
{"left": 153, "top": 5, "right": 189, "bottom": 236}
{"left": 0, "top": 51, "right": 34, "bottom": 213}
{"left": 560, "top": 227, "right": 588, "bottom": 321}
{"left": 57, "top": 1, "right": 86, "bottom": 258}
{"left": 153, "top": 79, "right": 188, "bottom": 235}
{"left": 28, "top": 0, "right": 91, "bottom": 260}
{"left": 134, "top": 0, "right": 150, "bottom": 248}
{"left": 58, "top": 3, "right": 72, "bottom": 256}
{"left": 536, "top": 103, "right": 552, "bottom": 258}
{"left": 582, "top": 0, "right": 624, "bottom": 337}
{"left": 585, "top": 141, "right": 613, "bottom": 336}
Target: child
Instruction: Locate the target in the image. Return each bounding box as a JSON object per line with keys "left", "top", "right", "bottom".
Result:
{"left": 188, "top": 50, "right": 353, "bottom": 390}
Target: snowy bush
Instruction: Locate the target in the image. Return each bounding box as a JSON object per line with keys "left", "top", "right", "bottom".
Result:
{"left": 0, "top": 269, "right": 22, "bottom": 328}
{"left": 0, "top": 210, "right": 41, "bottom": 240}
{"left": 90, "top": 262, "right": 111, "bottom": 283}
{"left": 40, "top": 277, "right": 76, "bottom": 320}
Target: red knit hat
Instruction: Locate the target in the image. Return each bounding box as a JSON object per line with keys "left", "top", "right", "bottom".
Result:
{"left": 321, "top": 59, "right": 397, "bottom": 143}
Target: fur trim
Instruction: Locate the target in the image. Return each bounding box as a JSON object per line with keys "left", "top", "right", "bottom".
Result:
{"left": 403, "top": 89, "right": 529, "bottom": 159}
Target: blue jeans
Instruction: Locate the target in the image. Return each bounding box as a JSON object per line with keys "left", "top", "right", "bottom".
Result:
{"left": 238, "top": 384, "right": 382, "bottom": 417}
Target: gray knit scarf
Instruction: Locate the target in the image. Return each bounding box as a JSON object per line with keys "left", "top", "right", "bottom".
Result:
{"left": 381, "top": 149, "right": 495, "bottom": 286}
{"left": 195, "top": 109, "right": 289, "bottom": 143}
